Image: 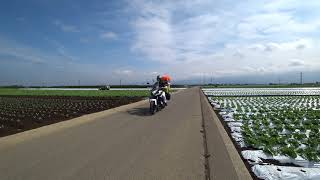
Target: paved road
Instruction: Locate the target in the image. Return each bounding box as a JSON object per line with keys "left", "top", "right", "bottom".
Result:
{"left": 0, "top": 88, "right": 207, "bottom": 180}
{"left": 0, "top": 88, "right": 251, "bottom": 180}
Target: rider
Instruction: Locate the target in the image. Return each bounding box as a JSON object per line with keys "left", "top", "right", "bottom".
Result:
{"left": 160, "top": 75, "right": 171, "bottom": 100}
{"left": 152, "top": 75, "right": 171, "bottom": 105}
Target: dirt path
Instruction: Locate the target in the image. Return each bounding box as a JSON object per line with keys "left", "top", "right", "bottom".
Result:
{"left": 0, "top": 88, "right": 250, "bottom": 180}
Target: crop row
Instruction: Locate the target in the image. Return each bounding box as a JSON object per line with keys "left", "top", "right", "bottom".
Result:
{"left": 209, "top": 96, "right": 320, "bottom": 162}
{"left": 203, "top": 88, "right": 320, "bottom": 96}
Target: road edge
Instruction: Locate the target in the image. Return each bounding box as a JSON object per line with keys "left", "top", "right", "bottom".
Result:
{"left": 199, "top": 89, "right": 252, "bottom": 180}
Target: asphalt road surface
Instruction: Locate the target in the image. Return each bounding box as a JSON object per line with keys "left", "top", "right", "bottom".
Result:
{"left": 0, "top": 88, "right": 246, "bottom": 180}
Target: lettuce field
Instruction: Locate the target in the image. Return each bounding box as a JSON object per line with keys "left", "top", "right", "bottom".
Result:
{"left": 204, "top": 88, "right": 320, "bottom": 180}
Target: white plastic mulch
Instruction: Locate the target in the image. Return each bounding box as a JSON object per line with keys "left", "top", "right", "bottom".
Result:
{"left": 242, "top": 150, "right": 320, "bottom": 168}
{"left": 252, "top": 165, "right": 320, "bottom": 180}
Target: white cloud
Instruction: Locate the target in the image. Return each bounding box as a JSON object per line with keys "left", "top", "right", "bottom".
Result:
{"left": 248, "top": 39, "right": 313, "bottom": 52}
{"left": 115, "top": 69, "right": 133, "bottom": 75}
{"left": 44, "top": 38, "right": 78, "bottom": 62}
{"left": 100, "top": 32, "right": 118, "bottom": 40}
{"left": 56, "top": 46, "right": 77, "bottom": 62}
{"left": 289, "top": 59, "right": 305, "bottom": 67}
{"left": 131, "top": 1, "right": 176, "bottom": 63}
{"left": 130, "top": 1, "right": 231, "bottom": 65}
{"left": 80, "top": 38, "right": 90, "bottom": 43}
{"left": 53, "top": 20, "right": 80, "bottom": 32}
{"left": 128, "top": 0, "right": 320, "bottom": 80}
{"left": 0, "top": 38, "right": 47, "bottom": 65}
{"left": 264, "top": 0, "right": 320, "bottom": 13}
{"left": 237, "top": 12, "right": 320, "bottom": 40}
{"left": 0, "top": 37, "right": 81, "bottom": 68}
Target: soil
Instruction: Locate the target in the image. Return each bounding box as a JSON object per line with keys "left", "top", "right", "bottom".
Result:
{"left": 260, "top": 158, "right": 302, "bottom": 167}
{"left": 0, "top": 96, "right": 143, "bottom": 137}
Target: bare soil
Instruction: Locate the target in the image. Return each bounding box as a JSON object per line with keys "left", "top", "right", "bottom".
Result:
{"left": 0, "top": 96, "right": 143, "bottom": 137}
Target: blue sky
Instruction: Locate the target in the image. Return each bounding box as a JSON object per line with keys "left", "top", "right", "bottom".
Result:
{"left": 1, "top": 0, "right": 320, "bottom": 85}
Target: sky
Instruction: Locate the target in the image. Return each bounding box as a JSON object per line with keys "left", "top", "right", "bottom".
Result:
{"left": 0, "top": 0, "right": 320, "bottom": 86}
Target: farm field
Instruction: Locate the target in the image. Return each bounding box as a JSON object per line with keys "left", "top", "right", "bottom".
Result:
{"left": 202, "top": 84, "right": 320, "bottom": 89}
{"left": 203, "top": 88, "right": 320, "bottom": 96}
{"left": 0, "top": 88, "right": 150, "bottom": 97}
{"left": 204, "top": 88, "right": 320, "bottom": 180}
{"left": 22, "top": 87, "right": 186, "bottom": 91}
{"left": 0, "top": 96, "right": 143, "bottom": 137}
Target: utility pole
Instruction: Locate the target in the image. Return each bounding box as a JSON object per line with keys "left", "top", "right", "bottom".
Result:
{"left": 300, "top": 72, "right": 303, "bottom": 85}
{"left": 78, "top": 80, "right": 80, "bottom": 86}
{"left": 120, "top": 79, "right": 122, "bottom": 86}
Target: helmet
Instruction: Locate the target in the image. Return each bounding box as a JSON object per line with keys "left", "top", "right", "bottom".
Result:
{"left": 161, "top": 75, "right": 171, "bottom": 82}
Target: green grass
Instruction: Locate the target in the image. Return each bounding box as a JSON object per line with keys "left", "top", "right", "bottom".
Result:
{"left": 0, "top": 89, "right": 150, "bottom": 97}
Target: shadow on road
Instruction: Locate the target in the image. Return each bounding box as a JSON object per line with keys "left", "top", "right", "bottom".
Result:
{"left": 127, "top": 107, "right": 152, "bottom": 117}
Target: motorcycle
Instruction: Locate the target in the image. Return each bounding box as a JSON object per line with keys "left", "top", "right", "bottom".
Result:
{"left": 149, "top": 88, "right": 166, "bottom": 114}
